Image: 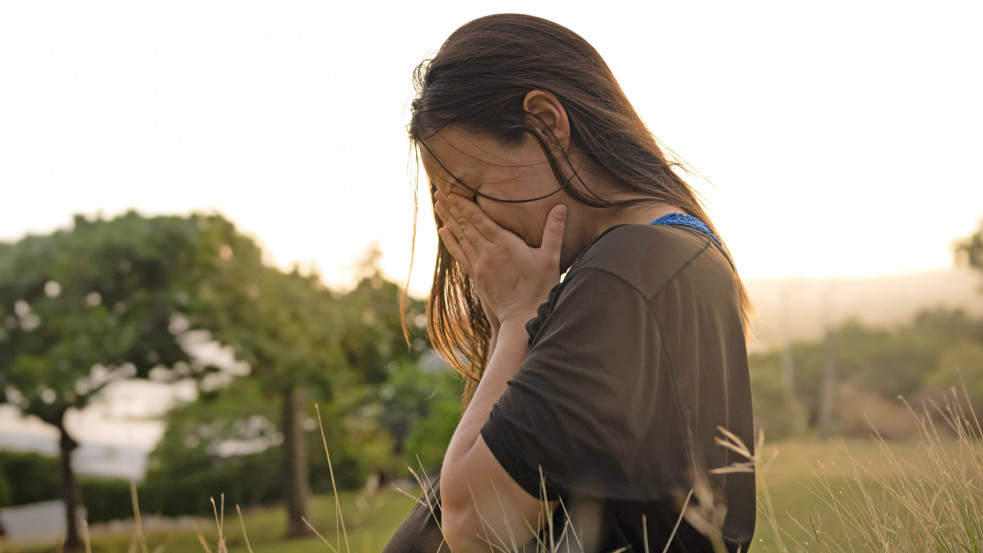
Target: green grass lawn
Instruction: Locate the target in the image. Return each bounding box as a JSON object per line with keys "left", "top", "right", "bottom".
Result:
{"left": 12, "top": 484, "right": 422, "bottom": 553}
{"left": 10, "top": 436, "right": 973, "bottom": 553}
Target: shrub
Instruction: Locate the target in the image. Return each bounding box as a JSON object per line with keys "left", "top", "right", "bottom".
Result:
{"left": 0, "top": 451, "right": 60, "bottom": 506}
{"left": 79, "top": 478, "right": 133, "bottom": 523}
{"left": 748, "top": 352, "right": 807, "bottom": 440}
{"left": 0, "top": 464, "right": 11, "bottom": 507}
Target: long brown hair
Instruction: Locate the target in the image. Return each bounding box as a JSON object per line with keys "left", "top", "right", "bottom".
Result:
{"left": 404, "top": 14, "right": 753, "bottom": 408}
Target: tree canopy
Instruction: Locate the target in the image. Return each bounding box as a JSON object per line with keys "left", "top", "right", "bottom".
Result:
{"left": 0, "top": 212, "right": 239, "bottom": 426}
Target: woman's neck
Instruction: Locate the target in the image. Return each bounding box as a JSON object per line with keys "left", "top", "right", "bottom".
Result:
{"left": 558, "top": 154, "right": 682, "bottom": 268}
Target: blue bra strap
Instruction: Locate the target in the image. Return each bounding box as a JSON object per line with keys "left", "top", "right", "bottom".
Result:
{"left": 649, "top": 213, "right": 722, "bottom": 247}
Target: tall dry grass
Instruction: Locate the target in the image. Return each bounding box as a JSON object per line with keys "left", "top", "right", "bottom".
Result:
{"left": 757, "top": 385, "right": 983, "bottom": 552}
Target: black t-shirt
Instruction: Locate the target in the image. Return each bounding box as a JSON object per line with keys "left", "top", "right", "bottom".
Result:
{"left": 384, "top": 224, "right": 755, "bottom": 553}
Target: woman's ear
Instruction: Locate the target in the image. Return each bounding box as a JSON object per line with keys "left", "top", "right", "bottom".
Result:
{"left": 522, "top": 90, "right": 571, "bottom": 150}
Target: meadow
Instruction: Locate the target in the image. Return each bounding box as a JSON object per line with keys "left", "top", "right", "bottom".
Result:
{"left": 11, "top": 426, "right": 977, "bottom": 553}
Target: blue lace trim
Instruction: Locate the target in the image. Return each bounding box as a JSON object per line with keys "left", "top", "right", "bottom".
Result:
{"left": 650, "top": 213, "right": 721, "bottom": 247}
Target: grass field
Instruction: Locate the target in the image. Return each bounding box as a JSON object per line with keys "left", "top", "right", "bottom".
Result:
{"left": 12, "top": 481, "right": 422, "bottom": 553}
{"left": 8, "top": 435, "right": 977, "bottom": 553}
{"left": 752, "top": 438, "right": 933, "bottom": 551}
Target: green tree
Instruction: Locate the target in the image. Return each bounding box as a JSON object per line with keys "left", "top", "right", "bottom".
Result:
{"left": 145, "top": 377, "right": 327, "bottom": 517}
{"left": 0, "top": 212, "right": 231, "bottom": 550}
{"left": 836, "top": 320, "right": 939, "bottom": 399}
{"left": 927, "top": 341, "right": 983, "bottom": 413}
{"left": 178, "top": 243, "right": 345, "bottom": 537}
{"left": 954, "top": 219, "right": 983, "bottom": 272}
{"left": 398, "top": 367, "right": 462, "bottom": 473}
{"left": 176, "top": 242, "right": 432, "bottom": 536}
{"left": 328, "top": 252, "right": 435, "bottom": 474}
{"left": 151, "top": 256, "right": 438, "bottom": 514}
{"left": 149, "top": 378, "right": 281, "bottom": 475}
{"left": 747, "top": 351, "right": 807, "bottom": 440}
{"left": 334, "top": 249, "right": 428, "bottom": 387}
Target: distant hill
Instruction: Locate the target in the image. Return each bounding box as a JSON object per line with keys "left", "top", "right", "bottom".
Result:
{"left": 746, "top": 268, "right": 983, "bottom": 352}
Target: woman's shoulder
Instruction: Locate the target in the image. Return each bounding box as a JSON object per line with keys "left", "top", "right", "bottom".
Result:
{"left": 566, "top": 223, "right": 733, "bottom": 300}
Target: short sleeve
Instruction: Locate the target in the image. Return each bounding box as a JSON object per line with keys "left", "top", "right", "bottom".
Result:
{"left": 479, "top": 268, "right": 695, "bottom": 503}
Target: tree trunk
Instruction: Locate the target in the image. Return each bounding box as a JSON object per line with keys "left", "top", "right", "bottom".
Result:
{"left": 818, "top": 329, "right": 837, "bottom": 439}
{"left": 56, "top": 416, "right": 83, "bottom": 551}
{"left": 780, "top": 291, "right": 795, "bottom": 390}
{"left": 282, "top": 385, "right": 312, "bottom": 538}
{"left": 781, "top": 342, "right": 795, "bottom": 391}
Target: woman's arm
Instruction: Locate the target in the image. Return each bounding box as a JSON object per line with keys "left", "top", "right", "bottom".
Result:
{"left": 433, "top": 191, "right": 566, "bottom": 552}
{"left": 441, "top": 316, "right": 552, "bottom": 552}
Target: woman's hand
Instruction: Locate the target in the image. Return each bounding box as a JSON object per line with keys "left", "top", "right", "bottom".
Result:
{"left": 433, "top": 190, "right": 567, "bottom": 328}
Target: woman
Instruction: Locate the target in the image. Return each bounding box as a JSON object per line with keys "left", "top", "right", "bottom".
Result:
{"left": 385, "top": 14, "right": 755, "bottom": 553}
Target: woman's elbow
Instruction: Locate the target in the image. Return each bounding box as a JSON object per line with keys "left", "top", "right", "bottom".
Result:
{"left": 440, "top": 463, "right": 483, "bottom": 550}
{"left": 441, "top": 506, "right": 484, "bottom": 553}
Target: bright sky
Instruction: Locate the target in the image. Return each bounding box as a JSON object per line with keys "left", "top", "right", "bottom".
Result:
{"left": 1, "top": 1, "right": 981, "bottom": 298}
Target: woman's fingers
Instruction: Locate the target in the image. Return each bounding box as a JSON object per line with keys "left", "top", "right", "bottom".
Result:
{"left": 434, "top": 195, "right": 480, "bottom": 261}
{"left": 438, "top": 226, "right": 474, "bottom": 276}
{"left": 436, "top": 191, "right": 506, "bottom": 266}
{"left": 539, "top": 204, "right": 567, "bottom": 267}
{"left": 446, "top": 194, "right": 501, "bottom": 244}
{"left": 434, "top": 190, "right": 566, "bottom": 327}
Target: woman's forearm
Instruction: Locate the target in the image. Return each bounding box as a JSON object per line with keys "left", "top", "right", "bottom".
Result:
{"left": 440, "top": 316, "right": 546, "bottom": 551}
{"left": 445, "top": 318, "right": 528, "bottom": 464}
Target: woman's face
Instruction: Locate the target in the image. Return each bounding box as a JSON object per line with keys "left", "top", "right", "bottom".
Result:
{"left": 421, "top": 126, "right": 569, "bottom": 249}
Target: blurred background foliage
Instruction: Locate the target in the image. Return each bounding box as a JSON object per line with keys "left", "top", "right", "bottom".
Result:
{"left": 0, "top": 211, "right": 458, "bottom": 546}
{"left": 749, "top": 307, "right": 983, "bottom": 441}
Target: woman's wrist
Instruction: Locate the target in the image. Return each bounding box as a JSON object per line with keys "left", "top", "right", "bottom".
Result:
{"left": 498, "top": 308, "right": 538, "bottom": 330}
